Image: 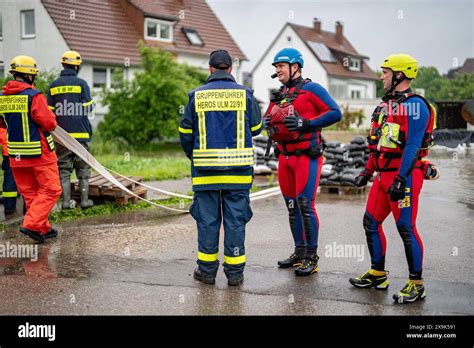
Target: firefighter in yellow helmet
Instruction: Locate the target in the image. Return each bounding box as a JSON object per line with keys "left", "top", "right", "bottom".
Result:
{"left": 0, "top": 55, "right": 61, "bottom": 243}
{"left": 350, "top": 53, "right": 438, "bottom": 303}
{"left": 47, "top": 50, "right": 95, "bottom": 209}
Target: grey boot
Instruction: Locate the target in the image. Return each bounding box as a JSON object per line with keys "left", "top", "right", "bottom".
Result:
{"left": 79, "top": 177, "right": 93, "bottom": 209}
{"left": 61, "top": 177, "right": 73, "bottom": 209}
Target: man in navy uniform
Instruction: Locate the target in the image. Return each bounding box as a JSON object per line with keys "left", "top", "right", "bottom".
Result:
{"left": 47, "top": 51, "right": 95, "bottom": 209}
{"left": 179, "top": 50, "right": 262, "bottom": 286}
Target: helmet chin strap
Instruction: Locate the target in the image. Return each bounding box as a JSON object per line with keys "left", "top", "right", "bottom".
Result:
{"left": 286, "top": 63, "right": 301, "bottom": 87}
{"left": 383, "top": 71, "right": 406, "bottom": 100}
{"left": 14, "top": 73, "right": 35, "bottom": 85}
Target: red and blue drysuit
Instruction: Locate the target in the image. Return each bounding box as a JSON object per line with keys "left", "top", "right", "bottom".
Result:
{"left": 363, "top": 89, "right": 433, "bottom": 280}
{"left": 265, "top": 77, "right": 342, "bottom": 255}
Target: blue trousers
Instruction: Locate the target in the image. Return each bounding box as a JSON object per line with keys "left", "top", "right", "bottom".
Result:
{"left": 2, "top": 156, "right": 18, "bottom": 212}
{"left": 190, "top": 190, "right": 253, "bottom": 278}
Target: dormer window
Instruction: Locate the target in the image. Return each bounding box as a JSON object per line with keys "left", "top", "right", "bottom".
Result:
{"left": 349, "top": 58, "right": 361, "bottom": 71}
{"left": 182, "top": 27, "right": 204, "bottom": 46}
{"left": 145, "top": 18, "right": 173, "bottom": 42}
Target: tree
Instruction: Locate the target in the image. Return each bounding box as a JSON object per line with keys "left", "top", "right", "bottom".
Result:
{"left": 0, "top": 70, "right": 58, "bottom": 95}
{"left": 99, "top": 43, "right": 207, "bottom": 148}
{"left": 376, "top": 66, "right": 473, "bottom": 102}
{"left": 437, "top": 72, "right": 474, "bottom": 100}
{"left": 411, "top": 66, "right": 447, "bottom": 102}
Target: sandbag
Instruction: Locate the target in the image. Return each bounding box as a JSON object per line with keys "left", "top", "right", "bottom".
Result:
{"left": 351, "top": 135, "right": 366, "bottom": 144}
{"left": 324, "top": 152, "right": 335, "bottom": 159}
{"left": 326, "top": 140, "right": 341, "bottom": 148}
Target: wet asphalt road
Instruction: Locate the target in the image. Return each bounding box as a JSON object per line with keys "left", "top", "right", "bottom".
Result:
{"left": 0, "top": 151, "right": 472, "bottom": 315}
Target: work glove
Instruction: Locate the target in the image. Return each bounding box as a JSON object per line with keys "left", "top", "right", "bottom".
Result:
{"left": 264, "top": 114, "right": 272, "bottom": 128}
{"left": 284, "top": 111, "right": 310, "bottom": 132}
{"left": 388, "top": 175, "right": 407, "bottom": 202}
{"left": 355, "top": 171, "right": 372, "bottom": 187}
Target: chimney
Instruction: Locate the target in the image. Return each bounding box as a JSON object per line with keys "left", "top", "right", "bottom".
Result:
{"left": 313, "top": 18, "right": 321, "bottom": 34}
{"left": 335, "top": 21, "right": 343, "bottom": 44}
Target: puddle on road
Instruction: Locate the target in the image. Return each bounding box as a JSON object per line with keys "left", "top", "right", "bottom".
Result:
{"left": 0, "top": 151, "right": 471, "bottom": 281}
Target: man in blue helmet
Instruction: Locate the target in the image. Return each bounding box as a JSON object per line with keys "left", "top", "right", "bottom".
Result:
{"left": 265, "top": 48, "right": 342, "bottom": 276}
{"left": 179, "top": 50, "right": 262, "bottom": 286}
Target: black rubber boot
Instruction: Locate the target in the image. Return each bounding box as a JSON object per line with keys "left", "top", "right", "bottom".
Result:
{"left": 44, "top": 228, "right": 58, "bottom": 239}
{"left": 193, "top": 268, "right": 215, "bottom": 285}
{"left": 278, "top": 247, "right": 306, "bottom": 268}
{"left": 227, "top": 274, "right": 244, "bottom": 286}
{"left": 295, "top": 250, "right": 319, "bottom": 276}
{"left": 19, "top": 227, "right": 45, "bottom": 244}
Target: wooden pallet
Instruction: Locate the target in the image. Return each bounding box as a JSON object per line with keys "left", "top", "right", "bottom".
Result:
{"left": 71, "top": 174, "right": 147, "bottom": 205}
{"left": 319, "top": 184, "right": 370, "bottom": 195}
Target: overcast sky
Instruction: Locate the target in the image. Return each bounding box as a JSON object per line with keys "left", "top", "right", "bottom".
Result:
{"left": 208, "top": 0, "right": 473, "bottom": 74}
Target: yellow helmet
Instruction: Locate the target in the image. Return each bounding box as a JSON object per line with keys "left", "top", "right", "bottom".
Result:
{"left": 9, "top": 55, "right": 39, "bottom": 75}
{"left": 61, "top": 50, "right": 82, "bottom": 66}
{"left": 380, "top": 53, "right": 418, "bottom": 79}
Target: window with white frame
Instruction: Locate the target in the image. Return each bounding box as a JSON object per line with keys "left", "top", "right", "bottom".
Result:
{"left": 21, "top": 10, "right": 35, "bottom": 39}
{"left": 349, "top": 58, "right": 361, "bottom": 72}
{"left": 349, "top": 85, "right": 366, "bottom": 100}
{"left": 93, "top": 68, "right": 107, "bottom": 88}
{"left": 93, "top": 67, "right": 128, "bottom": 89}
{"left": 145, "top": 18, "right": 173, "bottom": 42}
{"left": 351, "top": 90, "right": 361, "bottom": 99}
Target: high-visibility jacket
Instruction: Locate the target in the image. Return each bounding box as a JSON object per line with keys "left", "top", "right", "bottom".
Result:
{"left": 179, "top": 71, "right": 263, "bottom": 191}
{"left": 0, "top": 83, "right": 56, "bottom": 160}
{"left": 0, "top": 127, "right": 8, "bottom": 157}
{"left": 47, "top": 68, "right": 95, "bottom": 142}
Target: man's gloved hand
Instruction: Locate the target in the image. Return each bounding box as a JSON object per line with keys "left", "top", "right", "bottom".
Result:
{"left": 389, "top": 175, "right": 407, "bottom": 202}
{"left": 284, "top": 111, "right": 310, "bottom": 132}
{"left": 355, "top": 171, "right": 372, "bottom": 187}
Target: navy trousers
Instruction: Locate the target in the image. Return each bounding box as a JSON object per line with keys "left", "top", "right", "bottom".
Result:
{"left": 190, "top": 190, "right": 253, "bottom": 278}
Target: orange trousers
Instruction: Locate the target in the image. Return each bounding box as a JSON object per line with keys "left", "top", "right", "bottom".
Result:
{"left": 11, "top": 163, "right": 61, "bottom": 234}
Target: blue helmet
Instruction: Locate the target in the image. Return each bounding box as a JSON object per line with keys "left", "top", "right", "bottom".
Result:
{"left": 272, "top": 48, "right": 304, "bottom": 68}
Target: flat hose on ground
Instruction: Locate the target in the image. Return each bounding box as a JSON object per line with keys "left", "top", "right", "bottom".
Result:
{"left": 51, "top": 126, "right": 281, "bottom": 212}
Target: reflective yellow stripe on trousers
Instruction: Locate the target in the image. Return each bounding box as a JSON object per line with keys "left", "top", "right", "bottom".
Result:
{"left": 224, "top": 255, "right": 246, "bottom": 265}
{"left": 197, "top": 251, "right": 218, "bottom": 262}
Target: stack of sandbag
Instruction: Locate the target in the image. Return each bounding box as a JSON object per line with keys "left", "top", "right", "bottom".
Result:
{"left": 319, "top": 135, "right": 371, "bottom": 186}
{"left": 252, "top": 134, "right": 278, "bottom": 174}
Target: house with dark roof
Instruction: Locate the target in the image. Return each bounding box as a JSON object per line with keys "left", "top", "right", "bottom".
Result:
{"left": 446, "top": 58, "right": 474, "bottom": 79}
{"left": 251, "top": 19, "right": 378, "bottom": 126}
{"left": 0, "top": 0, "right": 246, "bottom": 126}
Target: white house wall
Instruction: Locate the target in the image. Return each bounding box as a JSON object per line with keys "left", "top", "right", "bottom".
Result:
{"left": 177, "top": 52, "right": 243, "bottom": 84}
{"left": 252, "top": 24, "right": 328, "bottom": 108}
{"left": 0, "top": 0, "right": 69, "bottom": 76}
{"left": 329, "top": 76, "right": 376, "bottom": 100}
{"left": 328, "top": 76, "right": 378, "bottom": 128}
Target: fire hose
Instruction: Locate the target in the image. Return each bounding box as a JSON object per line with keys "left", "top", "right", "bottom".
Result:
{"left": 51, "top": 126, "right": 281, "bottom": 213}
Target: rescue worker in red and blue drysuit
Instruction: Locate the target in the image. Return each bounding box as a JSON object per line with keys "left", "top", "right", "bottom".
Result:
{"left": 179, "top": 50, "right": 263, "bottom": 286}
{"left": 349, "top": 54, "right": 437, "bottom": 303}
{"left": 265, "top": 48, "right": 342, "bottom": 276}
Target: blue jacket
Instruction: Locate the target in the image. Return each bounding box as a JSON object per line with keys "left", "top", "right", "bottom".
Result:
{"left": 47, "top": 68, "right": 95, "bottom": 142}
{"left": 179, "top": 71, "right": 262, "bottom": 191}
